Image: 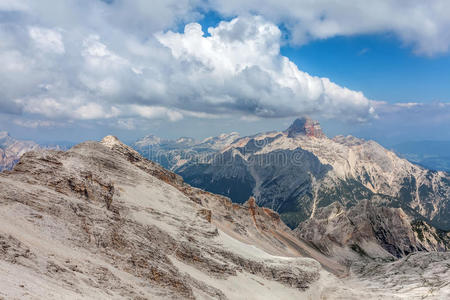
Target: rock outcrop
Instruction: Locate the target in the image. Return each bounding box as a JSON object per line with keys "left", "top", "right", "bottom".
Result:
{"left": 350, "top": 252, "right": 450, "bottom": 299}
{"left": 295, "top": 201, "right": 450, "bottom": 263}
{"left": 285, "top": 117, "right": 325, "bottom": 138}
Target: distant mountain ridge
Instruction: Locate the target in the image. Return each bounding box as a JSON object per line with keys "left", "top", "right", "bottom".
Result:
{"left": 0, "top": 132, "right": 73, "bottom": 172}
{"left": 132, "top": 132, "right": 241, "bottom": 170}
{"left": 0, "top": 131, "right": 41, "bottom": 171}
{"left": 132, "top": 117, "right": 450, "bottom": 263}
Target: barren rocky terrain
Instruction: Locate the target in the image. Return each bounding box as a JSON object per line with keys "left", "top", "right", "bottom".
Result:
{"left": 0, "top": 136, "right": 449, "bottom": 299}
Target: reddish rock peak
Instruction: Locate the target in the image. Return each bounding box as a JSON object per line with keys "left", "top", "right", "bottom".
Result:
{"left": 286, "top": 117, "right": 326, "bottom": 138}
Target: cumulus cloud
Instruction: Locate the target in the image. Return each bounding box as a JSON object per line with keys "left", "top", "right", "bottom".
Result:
{"left": 157, "top": 17, "right": 374, "bottom": 120}
{"left": 130, "top": 105, "right": 184, "bottom": 122}
{"left": 210, "top": 0, "right": 450, "bottom": 56}
{"left": 0, "top": 0, "right": 29, "bottom": 11}
{"left": 0, "top": 0, "right": 447, "bottom": 132}
{"left": 0, "top": 2, "right": 375, "bottom": 125}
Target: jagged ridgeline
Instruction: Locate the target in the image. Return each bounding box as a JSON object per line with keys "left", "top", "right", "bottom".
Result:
{"left": 2, "top": 135, "right": 449, "bottom": 298}
{"left": 0, "top": 135, "right": 333, "bottom": 298}
{"left": 133, "top": 117, "right": 450, "bottom": 232}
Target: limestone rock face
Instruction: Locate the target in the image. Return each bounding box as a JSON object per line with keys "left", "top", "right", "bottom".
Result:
{"left": 349, "top": 252, "right": 450, "bottom": 299}
{"left": 286, "top": 117, "right": 325, "bottom": 138}
{"left": 295, "top": 201, "right": 450, "bottom": 263}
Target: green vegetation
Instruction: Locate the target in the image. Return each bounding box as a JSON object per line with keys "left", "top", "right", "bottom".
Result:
{"left": 280, "top": 211, "right": 309, "bottom": 229}
{"left": 316, "top": 178, "right": 373, "bottom": 209}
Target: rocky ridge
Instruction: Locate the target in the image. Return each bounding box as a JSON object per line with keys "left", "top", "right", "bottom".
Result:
{"left": 169, "top": 118, "right": 449, "bottom": 232}
{"left": 131, "top": 118, "right": 450, "bottom": 266}
{"left": 295, "top": 201, "right": 450, "bottom": 263}
{"left": 1, "top": 136, "right": 449, "bottom": 299}
{"left": 0, "top": 135, "right": 338, "bottom": 299}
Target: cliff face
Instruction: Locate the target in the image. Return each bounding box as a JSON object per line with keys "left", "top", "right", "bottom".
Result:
{"left": 286, "top": 117, "right": 325, "bottom": 138}
{"left": 295, "top": 201, "right": 450, "bottom": 263}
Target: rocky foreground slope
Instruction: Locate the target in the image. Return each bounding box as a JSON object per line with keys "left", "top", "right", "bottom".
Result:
{"left": 1, "top": 136, "right": 449, "bottom": 299}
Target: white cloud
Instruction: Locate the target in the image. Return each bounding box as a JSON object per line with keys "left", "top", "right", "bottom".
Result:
{"left": 19, "top": 97, "right": 119, "bottom": 120}
{"left": 157, "top": 16, "right": 374, "bottom": 120}
{"left": 0, "top": 0, "right": 29, "bottom": 11}
{"left": 210, "top": 0, "right": 450, "bottom": 56}
{"left": 29, "top": 27, "right": 65, "bottom": 54}
{"left": 1, "top": 9, "right": 375, "bottom": 124}
{"left": 0, "top": 0, "right": 448, "bottom": 133}
{"left": 74, "top": 103, "right": 120, "bottom": 120}
{"left": 373, "top": 100, "right": 450, "bottom": 121}
{"left": 13, "top": 119, "right": 56, "bottom": 128}
{"left": 116, "top": 119, "right": 136, "bottom": 130}
{"left": 0, "top": 50, "right": 28, "bottom": 72}
{"left": 395, "top": 102, "right": 422, "bottom": 108}
{"left": 131, "top": 105, "right": 183, "bottom": 122}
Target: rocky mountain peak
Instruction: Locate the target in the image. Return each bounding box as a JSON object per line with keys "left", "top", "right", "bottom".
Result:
{"left": 134, "top": 134, "right": 162, "bottom": 147}
{"left": 286, "top": 117, "right": 325, "bottom": 138}
{"left": 0, "top": 136, "right": 342, "bottom": 298}
{"left": 2, "top": 135, "right": 450, "bottom": 298}
{"left": 101, "top": 135, "right": 122, "bottom": 147}
{"left": 176, "top": 136, "right": 196, "bottom": 146}
{"left": 101, "top": 135, "right": 142, "bottom": 159}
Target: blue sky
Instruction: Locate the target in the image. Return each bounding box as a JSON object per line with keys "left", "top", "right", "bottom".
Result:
{"left": 0, "top": 1, "right": 449, "bottom": 145}
{"left": 283, "top": 35, "right": 450, "bottom": 103}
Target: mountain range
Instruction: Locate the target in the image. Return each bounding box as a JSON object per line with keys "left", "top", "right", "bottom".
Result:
{"left": 1, "top": 120, "right": 449, "bottom": 298}
{"left": 0, "top": 132, "right": 41, "bottom": 171}
{"left": 134, "top": 119, "right": 449, "bottom": 224}
{"left": 0, "top": 132, "right": 73, "bottom": 172}
{"left": 1, "top": 135, "right": 449, "bottom": 299}
{"left": 132, "top": 118, "right": 450, "bottom": 263}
